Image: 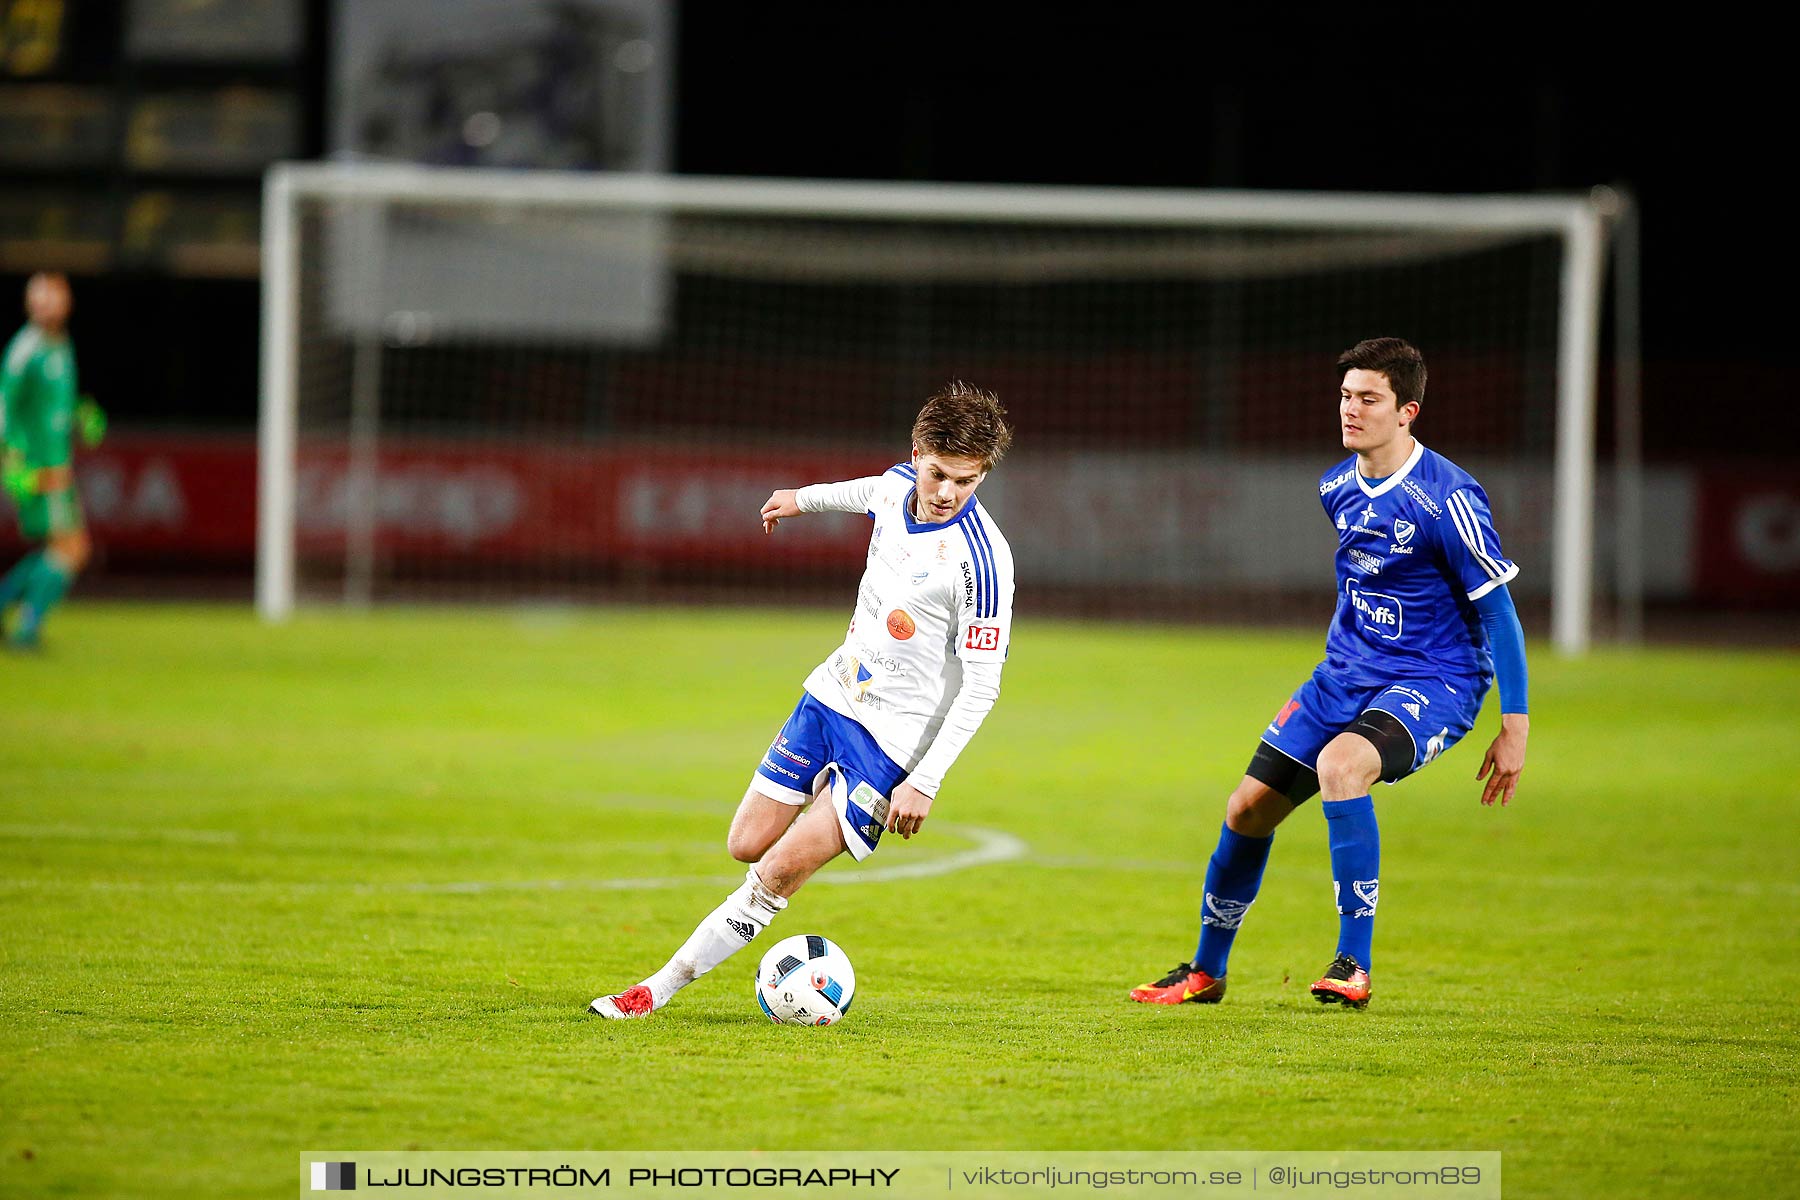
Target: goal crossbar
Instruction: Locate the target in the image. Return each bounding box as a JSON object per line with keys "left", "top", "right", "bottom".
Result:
{"left": 258, "top": 164, "right": 1609, "bottom": 653}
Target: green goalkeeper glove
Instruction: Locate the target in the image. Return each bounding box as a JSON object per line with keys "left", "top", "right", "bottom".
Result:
{"left": 76, "top": 397, "right": 106, "bottom": 447}
{"left": 2, "top": 448, "right": 35, "bottom": 501}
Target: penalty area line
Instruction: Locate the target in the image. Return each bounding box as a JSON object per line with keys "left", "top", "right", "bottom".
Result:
{"left": 406, "top": 824, "right": 1029, "bottom": 893}
{"left": 0, "top": 824, "right": 1030, "bottom": 895}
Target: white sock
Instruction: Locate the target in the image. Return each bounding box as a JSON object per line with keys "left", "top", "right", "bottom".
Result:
{"left": 641, "top": 866, "right": 787, "bottom": 1008}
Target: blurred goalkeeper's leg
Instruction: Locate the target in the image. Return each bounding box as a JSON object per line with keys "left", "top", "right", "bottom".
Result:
{"left": 9, "top": 525, "right": 87, "bottom": 649}
{"left": 0, "top": 550, "right": 42, "bottom": 613}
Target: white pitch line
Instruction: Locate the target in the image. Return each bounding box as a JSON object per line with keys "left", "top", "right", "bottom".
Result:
{"left": 0, "top": 823, "right": 1029, "bottom": 895}
{"left": 822, "top": 825, "right": 1029, "bottom": 884}
{"left": 401, "top": 824, "right": 1029, "bottom": 893}
{"left": 0, "top": 822, "right": 241, "bottom": 845}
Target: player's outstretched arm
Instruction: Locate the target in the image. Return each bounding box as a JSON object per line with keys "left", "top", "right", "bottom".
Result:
{"left": 1473, "top": 584, "right": 1530, "bottom": 807}
{"left": 762, "top": 475, "right": 887, "bottom": 533}
{"left": 760, "top": 489, "right": 802, "bottom": 534}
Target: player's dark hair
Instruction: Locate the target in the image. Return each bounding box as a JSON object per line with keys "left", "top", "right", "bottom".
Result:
{"left": 912, "top": 380, "right": 1013, "bottom": 471}
{"left": 1337, "top": 337, "right": 1427, "bottom": 411}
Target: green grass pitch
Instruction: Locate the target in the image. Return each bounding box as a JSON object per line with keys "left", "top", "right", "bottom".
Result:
{"left": 2, "top": 603, "right": 1797, "bottom": 1197}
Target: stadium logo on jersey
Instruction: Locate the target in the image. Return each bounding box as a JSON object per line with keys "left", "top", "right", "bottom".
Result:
{"left": 886, "top": 609, "right": 916, "bottom": 640}
{"left": 1401, "top": 479, "right": 1442, "bottom": 517}
{"left": 1202, "top": 893, "right": 1251, "bottom": 929}
{"left": 1347, "top": 583, "right": 1403, "bottom": 640}
{"left": 1320, "top": 469, "right": 1355, "bottom": 495}
{"left": 1402, "top": 702, "right": 1421, "bottom": 720}
{"left": 1348, "top": 548, "right": 1383, "bottom": 575}
{"left": 1337, "top": 512, "right": 1348, "bottom": 531}
{"left": 964, "top": 624, "right": 1001, "bottom": 652}
{"left": 1394, "top": 519, "right": 1416, "bottom": 545}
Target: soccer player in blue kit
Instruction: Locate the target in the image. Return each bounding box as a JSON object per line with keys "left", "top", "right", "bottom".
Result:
{"left": 1130, "top": 337, "right": 1529, "bottom": 1010}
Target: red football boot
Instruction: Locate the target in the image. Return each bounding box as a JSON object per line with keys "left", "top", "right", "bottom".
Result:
{"left": 1309, "top": 955, "right": 1372, "bottom": 1008}
{"left": 1128, "top": 962, "right": 1227, "bottom": 1005}
{"left": 588, "top": 984, "right": 655, "bottom": 1019}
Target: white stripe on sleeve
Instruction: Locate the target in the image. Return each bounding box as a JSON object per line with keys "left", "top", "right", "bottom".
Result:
{"left": 1448, "top": 490, "right": 1507, "bottom": 579}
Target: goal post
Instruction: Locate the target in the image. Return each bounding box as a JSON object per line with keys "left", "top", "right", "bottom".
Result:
{"left": 258, "top": 164, "right": 1611, "bottom": 652}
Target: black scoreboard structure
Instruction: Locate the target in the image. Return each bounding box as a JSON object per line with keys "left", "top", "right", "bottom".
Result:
{"left": 1, "top": 0, "right": 308, "bottom": 280}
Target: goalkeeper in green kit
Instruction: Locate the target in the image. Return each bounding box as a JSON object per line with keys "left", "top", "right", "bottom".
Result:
{"left": 1, "top": 273, "right": 104, "bottom": 650}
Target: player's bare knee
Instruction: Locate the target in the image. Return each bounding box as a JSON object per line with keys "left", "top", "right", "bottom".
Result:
{"left": 1317, "top": 735, "right": 1381, "bottom": 798}
{"left": 726, "top": 816, "right": 774, "bottom": 863}
{"left": 1226, "top": 780, "right": 1291, "bottom": 837}
{"left": 51, "top": 531, "right": 89, "bottom": 572}
{"left": 755, "top": 857, "right": 801, "bottom": 897}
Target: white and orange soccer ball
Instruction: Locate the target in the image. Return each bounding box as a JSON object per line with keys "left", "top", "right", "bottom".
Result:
{"left": 755, "top": 934, "right": 856, "bottom": 1026}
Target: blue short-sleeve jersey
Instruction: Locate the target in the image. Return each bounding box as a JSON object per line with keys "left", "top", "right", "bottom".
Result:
{"left": 1317, "top": 440, "right": 1519, "bottom": 688}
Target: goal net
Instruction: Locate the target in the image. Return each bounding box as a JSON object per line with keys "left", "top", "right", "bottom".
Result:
{"left": 260, "top": 168, "right": 1607, "bottom": 649}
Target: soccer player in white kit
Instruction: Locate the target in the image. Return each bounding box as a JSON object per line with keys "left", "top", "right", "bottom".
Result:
{"left": 590, "top": 382, "right": 1015, "bottom": 1019}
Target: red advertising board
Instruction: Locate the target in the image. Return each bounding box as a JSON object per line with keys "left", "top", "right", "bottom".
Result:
{"left": 0, "top": 434, "right": 890, "bottom": 569}
{"left": 0, "top": 433, "right": 257, "bottom": 561}
{"left": 1693, "top": 470, "right": 1800, "bottom": 605}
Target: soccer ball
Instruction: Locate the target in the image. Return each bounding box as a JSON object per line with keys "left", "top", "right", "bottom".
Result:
{"left": 755, "top": 934, "right": 856, "bottom": 1026}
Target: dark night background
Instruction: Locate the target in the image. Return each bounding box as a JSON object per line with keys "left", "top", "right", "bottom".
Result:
{"left": 6, "top": 4, "right": 1794, "bottom": 458}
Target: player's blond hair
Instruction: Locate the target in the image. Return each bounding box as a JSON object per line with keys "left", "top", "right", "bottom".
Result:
{"left": 911, "top": 381, "right": 1013, "bottom": 472}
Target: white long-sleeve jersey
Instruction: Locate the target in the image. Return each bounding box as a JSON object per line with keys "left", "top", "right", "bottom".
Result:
{"left": 794, "top": 462, "right": 1014, "bottom": 796}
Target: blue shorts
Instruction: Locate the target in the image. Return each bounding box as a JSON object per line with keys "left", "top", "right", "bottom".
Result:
{"left": 1257, "top": 663, "right": 1486, "bottom": 796}
{"left": 749, "top": 692, "right": 909, "bottom": 862}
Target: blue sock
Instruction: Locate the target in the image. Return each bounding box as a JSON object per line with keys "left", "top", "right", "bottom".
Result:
{"left": 0, "top": 550, "right": 41, "bottom": 608}
{"left": 1193, "top": 822, "right": 1274, "bottom": 978}
{"left": 1323, "top": 795, "right": 1380, "bottom": 971}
